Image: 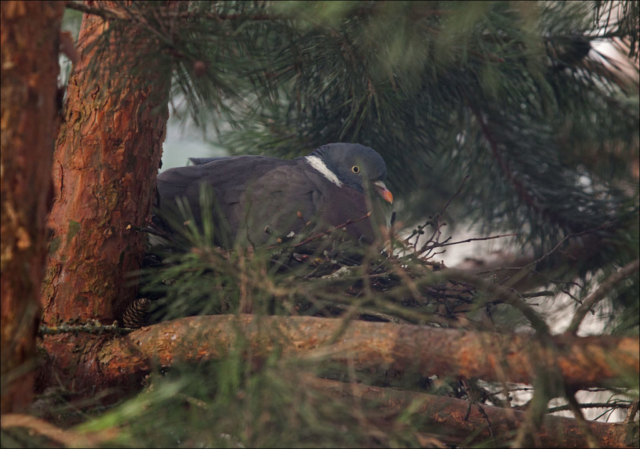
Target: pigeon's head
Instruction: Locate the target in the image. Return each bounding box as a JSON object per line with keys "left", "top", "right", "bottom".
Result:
{"left": 309, "top": 143, "right": 393, "bottom": 204}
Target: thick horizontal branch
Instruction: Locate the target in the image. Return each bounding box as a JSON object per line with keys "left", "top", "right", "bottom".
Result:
{"left": 306, "top": 377, "right": 630, "bottom": 448}
{"left": 83, "top": 315, "right": 639, "bottom": 390}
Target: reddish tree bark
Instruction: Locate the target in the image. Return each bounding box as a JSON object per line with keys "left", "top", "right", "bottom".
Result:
{"left": 41, "top": 2, "right": 171, "bottom": 326}
{"left": 0, "top": 379, "right": 631, "bottom": 448}
{"left": 1, "top": 0, "right": 66, "bottom": 413}
{"left": 37, "top": 315, "right": 639, "bottom": 396}
{"left": 307, "top": 377, "right": 631, "bottom": 448}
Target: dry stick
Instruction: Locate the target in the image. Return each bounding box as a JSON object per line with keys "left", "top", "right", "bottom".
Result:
{"left": 469, "top": 103, "right": 554, "bottom": 226}
{"left": 624, "top": 399, "right": 639, "bottom": 423}
{"left": 420, "top": 232, "right": 518, "bottom": 251}
{"left": 38, "top": 322, "right": 134, "bottom": 336}
{"left": 381, "top": 268, "right": 551, "bottom": 334}
{"left": 548, "top": 402, "right": 632, "bottom": 414}
{"left": 304, "top": 377, "right": 630, "bottom": 448}
{"left": 565, "top": 259, "right": 640, "bottom": 335}
{"left": 66, "top": 2, "right": 448, "bottom": 23}
{"left": 403, "top": 175, "right": 469, "bottom": 245}
{"left": 0, "top": 414, "right": 116, "bottom": 448}
{"left": 66, "top": 1, "right": 129, "bottom": 20}
{"left": 515, "top": 223, "right": 615, "bottom": 277}
{"left": 477, "top": 223, "right": 615, "bottom": 277}
{"left": 566, "top": 393, "right": 601, "bottom": 449}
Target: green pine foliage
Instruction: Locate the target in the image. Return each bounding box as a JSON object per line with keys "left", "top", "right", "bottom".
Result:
{"left": 49, "top": 1, "right": 640, "bottom": 447}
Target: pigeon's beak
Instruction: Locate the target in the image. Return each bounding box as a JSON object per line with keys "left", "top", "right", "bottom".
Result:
{"left": 373, "top": 180, "right": 393, "bottom": 204}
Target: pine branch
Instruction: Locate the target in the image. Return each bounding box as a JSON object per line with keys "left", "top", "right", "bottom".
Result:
{"left": 0, "top": 414, "right": 115, "bottom": 448}
{"left": 548, "top": 401, "right": 633, "bottom": 414}
{"left": 38, "top": 322, "right": 135, "bottom": 336}
{"left": 66, "top": 2, "right": 129, "bottom": 20}
{"left": 39, "top": 315, "right": 639, "bottom": 390}
{"left": 566, "top": 259, "right": 640, "bottom": 335}
{"left": 469, "top": 103, "right": 552, "bottom": 226}
{"left": 306, "top": 376, "right": 630, "bottom": 448}
{"left": 65, "top": 1, "right": 448, "bottom": 23}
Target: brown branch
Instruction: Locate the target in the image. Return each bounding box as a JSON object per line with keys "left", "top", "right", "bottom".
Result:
{"left": 38, "top": 322, "right": 134, "bottom": 336}
{"left": 0, "top": 414, "right": 117, "bottom": 448}
{"left": 66, "top": 1, "right": 129, "bottom": 20}
{"left": 566, "top": 393, "right": 601, "bottom": 449}
{"left": 305, "top": 377, "right": 631, "bottom": 448}
{"left": 65, "top": 1, "right": 289, "bottom": 22}
{"left": 38, "top": 315, "right": 638, "bottom": 394}
{"left": 548, "top": 401, "right": 632, "bottom": 414}
{"left": 467, "top": 102, "right": 561, "bottom": 229}
{"left": 566, "top": 259, "right": 640, "bottom": 335}
{"left": 420, "top": 232, "right": 518, "bottom": 251}
{"left": 624, "top": 399, "right": 639, "bottom": 423}
{"left": 66, "top": 2, "right": 447, "bottom": 23}
{"left": 478, "top": 223, "right": 616, "bottom": 279}
{"left": 380, "top": 268, "right": 552, "bottom": 334}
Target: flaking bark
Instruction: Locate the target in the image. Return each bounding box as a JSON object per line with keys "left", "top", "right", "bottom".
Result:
{"left": 41, "top": 2, "right": 170, "bottom": 325}
{"left": 1, "top": 0, "right": 66, "bottom": 413}
{"left": 37, "top": 315, "right": 639, "bottom": 395}
{"left": 306, "top": 377, "right": 631, "bottom": 448}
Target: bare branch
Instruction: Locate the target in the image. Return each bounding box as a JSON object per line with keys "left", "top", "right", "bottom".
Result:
{"left": 421, "top": 232, "right": 518, "bottom": 251}
{"left": 37, "top": 315, "right": 638, "bottom": 391}
{"left": 306, "top": 377, "right": 631, "bottom": 448}
{"left": 566, "top": 259, "right": 640, "bottom": 335}
{"left": 66, "top": 2, "right": 129, "bottom": 20}
{"left": 0, "top": 414, "right": 116, "bottom": 448}
{"left": 548, "top": 401, "right": 632, "bottom": 414}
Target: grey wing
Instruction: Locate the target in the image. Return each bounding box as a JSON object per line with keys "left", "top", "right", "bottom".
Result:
{"left": 188, "top": 156, "right": 233, "bottom": 165}
{"left": 240, "top": 165, "right": 326, "bottom": 245}
{"left": 155, "top": 156, "right": 295, "bottom": 244}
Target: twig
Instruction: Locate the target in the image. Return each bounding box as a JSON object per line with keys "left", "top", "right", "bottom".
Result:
{"left": 38, "top": 321, "right": 135, "bottom": 336}
{"left": 66, "top": 2, "right": 129, "bottom": 20}
{"left": 468, "top": 102, "right": 552, "bottom": 225}
{"left": 565, "top": 259, "right": 639, "bottom": 335}
{"left": 442, "top": 175, "right": 470, "bottom": 216}
{"left": 566, "top": 393, "right": 601, "bottom": 448}
{"left": 66, "top": 2, "right": 448, "bottom": 23}
{"left": 0, "top": 414, "right": 116, "bottom": 448}
{"left": 519, "top": 290, "right": 555, "bottom": 298}
{"left": 524, "top": 223, "right": 615, "bottom": 272}
{"left": 403, "top": 176, "right": 469, "bottom": 245}
{"left": 548, "top": 401, "right": 632, "bottom": 414}
{"left": 304, "top": 376, "right": 630, "bottom": 448}
{"left": 384, "top": 268, "right": 552, "bottom": 335}
{"left": 419, "top": 232, "right": 517, "bottom": 253}
{"left": 477, "top": 225, "right": 615, "bottom": 279}
{"left": 624, "top": 399, "right": 639, "bottom": 423}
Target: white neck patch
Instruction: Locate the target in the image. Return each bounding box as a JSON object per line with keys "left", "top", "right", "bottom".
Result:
{"left": 305, "top": 155, "right": 342, "bottom": 187}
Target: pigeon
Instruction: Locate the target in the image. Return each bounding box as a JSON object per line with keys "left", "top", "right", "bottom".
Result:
{"left": 153, "top": 143, "right": 393, "bottom": 247}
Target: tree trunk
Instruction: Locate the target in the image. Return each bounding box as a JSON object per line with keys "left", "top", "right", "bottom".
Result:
{"left": 1, "top": 0, "right": 66, "bottom": 414}
{"left": 41, "top": 3, "right": 170, "bottom": 326}
{"left": 38, "top": 2, "right": 171, "bottom": 395}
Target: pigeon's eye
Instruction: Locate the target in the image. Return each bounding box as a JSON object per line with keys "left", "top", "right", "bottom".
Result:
{"left": 351, "top": 165, "right": 360, "bottom": 174}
